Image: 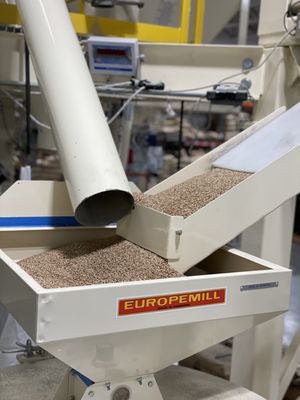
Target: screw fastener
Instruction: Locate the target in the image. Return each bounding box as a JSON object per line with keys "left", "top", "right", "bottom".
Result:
{"left": 175, "top": 229, "right": 183, "bottom": 236}
{"left": 148, "top": 381, "right": 153, "bottom": 388}
{"left": 88, "top": 391, "right": 95, "bottom": 397}
{"left": 242, "top": 57, "right": 254, "bottom": 70}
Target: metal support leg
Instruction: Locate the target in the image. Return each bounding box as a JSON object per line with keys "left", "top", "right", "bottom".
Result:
{"left": 238, "top": 0, "right": 250, "bottom": 45}
{"left": 230, "top": 38, "right": 300, "bottom": 398}
{"left": 280, "top": 328, "right": 300, "bottom": 399}
{"left": 231, "top": 328, "right": 255, "bottom": 389}
{"left": 231, "top": 198, "right": 296, "bottom": 399}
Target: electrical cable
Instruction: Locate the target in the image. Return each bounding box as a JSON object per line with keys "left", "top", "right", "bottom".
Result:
{"left": 167, "top": 26, "right": 295, "bottom": 93}
{"left": 283, "top": 0, "right": 300, "bottom": 36}
{"left": 107, "top": 86, "right": 145, "bottom": 125}
{"left": 216, "top": 28, "right": 294, "bottom": 84}
{"left": 219, "top": 27, "right": 297, "bottom": 83}
{"left": 95, "top": 81, "right": 132, "bottom": 90}
{"left": 0, "top": 89, "right": 51, "bottom": 130}
{"left": 290, "top": 0, "right": 300, "bottom": 13}
{"left": 283, "top": 11, "right": 295, "bottom": 36}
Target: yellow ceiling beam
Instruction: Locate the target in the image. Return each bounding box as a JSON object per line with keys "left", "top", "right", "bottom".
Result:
{"left": 70, "top": 13, "right": 182, "bottom": 42}
{"left": 179, "top": 0, "right": 191, "bottom": 43}
{"left": 0, "top": 1, "right": 205, "bottom": 44}
{"left": 193, "top": 0, "right": 206, "bottom": 44}
{"left": 0, "top": 4, "right": 21, "bottom": 26}
{"left": 79, "top": 0, "right": 85, "bottom": 14}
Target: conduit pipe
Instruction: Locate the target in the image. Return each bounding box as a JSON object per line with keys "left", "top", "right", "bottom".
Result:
{"left": 16, "top": 0, "right": 133, "bottom": 226}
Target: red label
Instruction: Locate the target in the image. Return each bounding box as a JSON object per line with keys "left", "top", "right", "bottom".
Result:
{"left": 118, "top": 288, "right": 226, "bottom": 316}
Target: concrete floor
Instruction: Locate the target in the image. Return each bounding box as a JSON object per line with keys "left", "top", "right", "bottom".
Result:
{"left": 284, "top": 240, "right": 300, "bottom": 346}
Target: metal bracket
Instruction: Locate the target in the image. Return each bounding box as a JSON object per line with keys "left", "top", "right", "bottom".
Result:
{"left": 1, "top": 339, "right": 52, "bottom": 364}
{"left": 81, "top": 375, "right": 163, "bottom": 400}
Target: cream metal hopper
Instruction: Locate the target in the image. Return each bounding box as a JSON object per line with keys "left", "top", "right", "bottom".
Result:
{"left": 0, "top": 181, "right": 291, "bottom": 399}
{"left": 0, "top": 0, "right": 298, "bottom": 398}
{"left": 117, "top": 105, "right": 300, "bottom": 273}
{"left": 0, "top": 102, "right": 297, "bottom": 398}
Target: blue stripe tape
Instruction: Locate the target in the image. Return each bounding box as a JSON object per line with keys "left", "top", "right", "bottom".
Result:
{"left": 0, "top": 216, "right": 82, "bottom": 228}
{"left": 94, "top": 66, "right": 133, "bottom": 72}
{"left": 71, "top": 370, "right": 94, "bottom": 387}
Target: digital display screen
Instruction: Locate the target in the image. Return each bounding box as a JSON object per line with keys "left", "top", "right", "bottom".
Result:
{"left": 93, "top": 46, "right": 132, "bottom": 66}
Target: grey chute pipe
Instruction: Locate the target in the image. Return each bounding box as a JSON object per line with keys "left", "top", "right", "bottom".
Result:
{"left": 16, "top": 0, "right": 134, "bottom": 226}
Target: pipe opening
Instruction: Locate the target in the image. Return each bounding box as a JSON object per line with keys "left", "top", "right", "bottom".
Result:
{"left": 75, "top": 190, "right": 134, "bottom": 226}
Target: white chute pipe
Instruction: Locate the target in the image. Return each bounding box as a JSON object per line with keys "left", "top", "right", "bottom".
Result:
{"left": 16, "top": 0, "right": 133, "bottom": 226}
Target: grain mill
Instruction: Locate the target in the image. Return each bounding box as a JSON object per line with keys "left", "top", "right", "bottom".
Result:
{"left": 0, "top": 1, "right": 300, "bottom": 399}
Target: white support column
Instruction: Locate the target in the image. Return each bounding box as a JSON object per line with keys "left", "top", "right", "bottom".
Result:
{"left": 230, "top": 328, "right": 255, "bottom": 389}
{"left": 258, "top": 0, "right": 290, "bottom": 46}
{"left": 231, "top": 43, "right": 299, "bottom": 399}
{"left": 238, "top": 0, "right": 251, "bottom": 45}
{"left": 231, "top": 201, "right": 296, "bottom": 399}
{"left": 280, "top": 328, "right": 300, "bottom": 399}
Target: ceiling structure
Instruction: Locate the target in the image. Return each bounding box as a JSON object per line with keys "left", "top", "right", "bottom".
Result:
{"left": 212, "top": 0, "right": 261, "bottom": 45}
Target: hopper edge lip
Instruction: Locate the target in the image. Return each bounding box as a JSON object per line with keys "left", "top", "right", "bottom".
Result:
{"left": 130, "top": 170, "right": 253, "bottom": 220}
{"left": 31, "top": 268, "right": 287, "bottom": 294}
{"left": 0, "top": 248, "right": 44, "bottom": 293}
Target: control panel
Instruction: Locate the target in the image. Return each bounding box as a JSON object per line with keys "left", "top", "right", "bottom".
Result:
{"left": 87, "top": 36, "right": 139, "bottom": 76}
